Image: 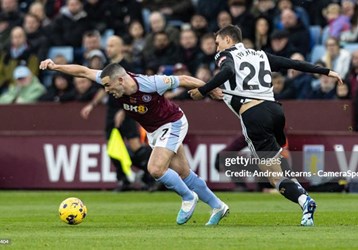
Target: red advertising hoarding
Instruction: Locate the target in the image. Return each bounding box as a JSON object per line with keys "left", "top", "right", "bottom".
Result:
{"left": 0, "top": 101, "right": 356, "bottom": 189}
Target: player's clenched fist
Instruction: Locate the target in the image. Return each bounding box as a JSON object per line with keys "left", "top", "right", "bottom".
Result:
{"left": 39, "top": 59, "right": 56, "bottom": 70}
{"left": 188, "top": 88, "right": 204, "bottom": 100}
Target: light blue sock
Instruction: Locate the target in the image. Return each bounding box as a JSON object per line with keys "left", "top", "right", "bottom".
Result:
{"left": 156, "top": 169, "right": 194, "bottom": 201}
{"left": 183, "top": 170, "right": 222, "bottom": 209}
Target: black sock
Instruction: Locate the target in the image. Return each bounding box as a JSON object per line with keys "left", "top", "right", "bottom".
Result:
{"left": 277, "top": 178, "right": 304, "bottom": 203}
{"left": 131, "top": 146, "right": 151, "bottom": 170}
{"left": 280, "top": 157, "right": 309, "bottom": 195}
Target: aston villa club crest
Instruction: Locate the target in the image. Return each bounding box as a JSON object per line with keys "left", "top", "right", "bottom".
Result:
{"left": 142, "top": 95, "right": 152, "bottom": 102}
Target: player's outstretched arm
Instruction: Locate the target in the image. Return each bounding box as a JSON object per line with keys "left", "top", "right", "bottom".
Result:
{"left": 39, "top": 59, "right": 100, "bottom": 82}
{"left": 177, "top": 75, "right": 224, "bottom": 100}
{"left": 177, "top": 75, "right": 205, "bottom": 89}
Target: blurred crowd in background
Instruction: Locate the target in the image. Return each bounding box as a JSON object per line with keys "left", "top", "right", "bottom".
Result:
{"left": 0, "top": 0, "right": 358, "bottom": 111}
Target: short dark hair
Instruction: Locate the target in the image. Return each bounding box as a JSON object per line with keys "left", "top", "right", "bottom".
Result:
{"left": 83, "top": 29, "right": 101, "bottom": 38}
{"left": 215, "top": 25, "right": 242, "bottom": 43}
{"left": 100, "top": 63, "right": 126, "bottom": 79}
{"left": 201, "top": 33, "right": 215, "bottom": 42}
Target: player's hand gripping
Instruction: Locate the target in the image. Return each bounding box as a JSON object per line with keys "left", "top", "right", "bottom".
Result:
{"left": 209, "top": 88, "right": 224, "bottom": 100}
{"left": 328, "top": 70, "right": 344, "bottom": 85}
{"left": 188, "top": 88, "right": 204, "bottom": 100}
{"left": 39, "top": 59, "right": 56, "bottom": 70}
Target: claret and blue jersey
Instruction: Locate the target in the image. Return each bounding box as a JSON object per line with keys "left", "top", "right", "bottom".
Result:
{"left": 96, "top": 72, "right": 183, "bottom": 132}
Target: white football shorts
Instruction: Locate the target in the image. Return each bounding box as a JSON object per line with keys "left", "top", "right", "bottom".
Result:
{"left": 146, "top": 115, "right": 188, "bottom": 153}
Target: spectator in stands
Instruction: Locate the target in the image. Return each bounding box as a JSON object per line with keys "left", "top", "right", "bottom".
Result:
{"left": 123, "top": 20, "right": 146, "bottom": 74}
{"left": 287, "top": 52, "right": 313, "bottom": 99}
{"left": 23, "top": 13, "right": 49, "bottom": 61}
{"left": 251, "top": 0, "right": 276, "bottom": 24}
{"left": 178, "top": 28, "right": 201, "bottom": 75}
{"left": 43, "top": 0, "right": 66, "bottom": 19}
{"left": 49, "top": 0, "right": 92, "bottom": 48}
{"left": 321, "top": 37, "right": 351, "bottom": 79}
{"left": 273, "top": 0, "right": 310, "bottom": 29}
{"left": 0, "top": 26, "right": 39, "bottom": 93}
{"left": 340, "top": 1, "right": 358, "bottom": 43}
{"left": 143, "top": 31, "right": 181, "bottom": 71}
{"left": 341, "top": 0, "right": 356, "bottom": 21}
{"left": 86, "top": 49, "right": 106, "bottom": 71}
{"left": 39, "top": 72, "right": 74, "bottom": 102}
{"left": 243, "top": 37, "right": 255, "bottom": 49}
{"left": 336, "top": 81, "right": 350, "bottom": 99}
{"left": 142, "top": 0, "right": 194, "bottom": 23}
{"left": 216, "top": 10, "right": 232, "bottom": 30}
{"left": 302, "top": 0, "right": 329, "bottom": 27}
{"left": 272, "top": 72, "right": 295, "bottom": 100}
{"left": 83, "top": 0, "right": 109, "bottom": 33}
{"left": 106, "top": 0, "right": 143, "bottom": 37}
{"left": 281, "top": 8, "right": 311, "bottom": 57}
{"left": 195, "top": 64, "right": 213, "bottom": 84}
{"left": 345, "top": 50, "right": 358, "bottom": 98}
{"left": 0, "top": 65, "right": 45, "bottom": 104}
{"left": 195, "top": 0, "right": 228, "bottom": 31}
{"left": 197, "top": 33, "right": 217, "bottom": 72}
{"left": 28, "top": 1, "right": 51, "bottom": 28}
{"left": 308, "top": 74, "right": 339, "bottom": 100}
{"left": 190, "top": 14, "right": 209, "bottom": 39}
{"left": 311, "top": 60, "right": 327, "bottom": 89}
{"left": 0, "top": 0, "right": 24, "bottom": 27}
{"left": 253, "top": 15, "right": 272, "bottom": 51}
{"left": 77, "top": 30, "right": 104, "bottom": 65}
{"left": 228, "top": 0, "right": 255, "bottom": 40}
{"left": 52, "top": 53, "right": 69, "bottom": 66}
{"left": 266, "top": 30, "right": 297, "bottom": 73}
{"left": 143, "top": 11, "right": 180, "bottom": 59}
{"left": 0, "top": 13, "right": 11, "bottom": 52}
{"left": 347, "top": 50, "right": 358, "bottom": 130}
{"left": 102, "top": 35, "right": 126, "bottom": 67}
{"left": 72, "top": 77, "right": 99, "bottom": 102}
{"left": 321, "top": 3, "right": 351, "bottom": 44}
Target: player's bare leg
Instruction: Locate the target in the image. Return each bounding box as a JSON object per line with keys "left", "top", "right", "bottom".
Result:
{"left": 147, "top": 146, "right": 198, "bottom": 225}
{"left": 170, "top": 145, "right": 229, "bottom": 226}
{"left": 258, "top": 158, "right": 316, "bottom": 226}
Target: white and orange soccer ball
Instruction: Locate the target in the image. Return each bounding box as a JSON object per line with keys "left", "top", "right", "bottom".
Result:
{"left": 59, "top": 197, "right": 87, "bottom": 225}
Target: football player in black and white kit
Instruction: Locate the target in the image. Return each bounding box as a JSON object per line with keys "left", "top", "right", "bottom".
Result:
{"left": 189, "top": 25, "right": 343, "bottom": 226}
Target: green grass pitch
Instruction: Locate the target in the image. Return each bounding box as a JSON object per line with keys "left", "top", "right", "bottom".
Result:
{"left": 0, "top": 191, "right": 357, "bottom": 250}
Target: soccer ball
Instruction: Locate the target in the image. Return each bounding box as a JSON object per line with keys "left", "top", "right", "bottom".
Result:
{"left": 59, "top": 197, "right": 87, "bottom": 225}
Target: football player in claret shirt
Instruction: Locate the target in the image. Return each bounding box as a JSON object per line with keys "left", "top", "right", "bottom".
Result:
{"left": 39, "top": 59, "right": 228, "bottom": 226}
{"left": 189, "top": 25, "right": 343, "bottom": 226}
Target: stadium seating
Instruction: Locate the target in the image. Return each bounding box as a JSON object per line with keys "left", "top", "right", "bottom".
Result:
{"left": 344, "top": 43, "right": 358, "bottom": 53}
{"left": 47, "top": 46, "right": 74, "bottom": 63}
{"left": 310, "top": 43, "right": 358, "bottom": 63}
{"left": 309, "top": 25, "right": 322, "bottom": 49}
{"left": 309, "top": 45, "right": 325, "bottom": 63}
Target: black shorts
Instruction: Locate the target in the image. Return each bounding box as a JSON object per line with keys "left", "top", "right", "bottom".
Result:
{"left": 240, "top": 101, "right": 286, "bottom": 159}
{"left": 105, "top": 116, "right": 140, "bottom": 140}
